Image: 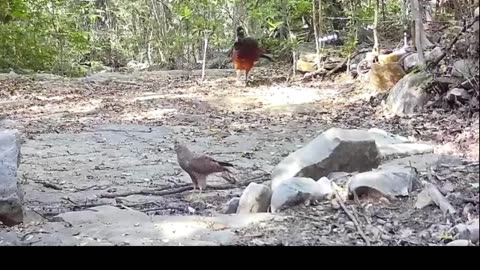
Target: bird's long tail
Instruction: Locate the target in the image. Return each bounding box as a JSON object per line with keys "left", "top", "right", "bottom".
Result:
{"left": 260, "top": 54, "right": 273, "bottom": 62}
{"left": 221, "top": 171, "right": 237, "bottom": 185}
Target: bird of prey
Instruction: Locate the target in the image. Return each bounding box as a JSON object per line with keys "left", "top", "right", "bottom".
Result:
{"left": 174, "top": 143, "right": 236, "bottom": 194}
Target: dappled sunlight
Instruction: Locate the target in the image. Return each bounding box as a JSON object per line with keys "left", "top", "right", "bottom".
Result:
{"left": 121, "top": 108, "right": 178, "bottom": 121}
{"left": 19, "top": 98, "right": 102, "bottom": 116}
{"left": 67, "top": 99, "right": 102, "bottom": 113}
{"left": 153, "top": 213, "right": 279, "bottom": 241}
{"left": 154, "top": 219, "right": 212, "bottom": 240}
{"left": 246, "top": 85, "right": 336, "bottom": 107}
{"left": 210, "top": 84, "right": 339, "bottom": 113}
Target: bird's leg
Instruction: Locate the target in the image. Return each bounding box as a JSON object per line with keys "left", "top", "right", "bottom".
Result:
{"left": 244, "top": 70, "right": 249, "bottom": 87}
{"left": 235, "top": 70, "right": 244, "bottom": 86}
{"left": 235, "top": 69, "right": 241, "bottom": 82}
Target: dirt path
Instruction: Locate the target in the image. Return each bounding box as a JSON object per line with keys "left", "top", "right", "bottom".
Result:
{"left": 0, "top": 69, "right": 478, "bottom": 245}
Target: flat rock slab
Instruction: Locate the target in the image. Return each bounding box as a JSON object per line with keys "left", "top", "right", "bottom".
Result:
{"left": 0, "top": 205, "right": 286, "bottom": 246}
{"left": 0, "top": 129, "right": 24, "bottom": 226}
{"left": 380, "top": 153, "right": 464, "bottom": 172}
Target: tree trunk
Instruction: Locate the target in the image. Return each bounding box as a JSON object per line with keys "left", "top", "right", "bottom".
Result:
{"left": 373, "top": 0, "right": 380, "bottom": 56}
{"left": 412, "top": 0, "right": 426, "bottom": 67}
{"left": 312, "top": 0, "right": 320, "bottom": 70}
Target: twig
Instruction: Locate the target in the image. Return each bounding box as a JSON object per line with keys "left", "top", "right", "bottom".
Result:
{"left": 332, "top": 183, "right": 371, "bottom": 246}
{"left": 457, "top": 196, "right": 479, "bottom": 204}
{"left": 326, "top": 58, "right": 348, "bottom": 77}
{"left": 20, "top": 231, "right": 50, "bottom": 241}
{"left": 100, "top": 183, "right": 191, "bottom": 198}
{"left": 33, "top": 180, "right": 63, "bottom": 190}
{"left": 297, "top": 214, "right": 324, "bottom": 223}
{"left": 427, "top": 16, "right": 479, "bottom": 69}
{"left": 142, "top": 206, "right": 187, "bottom": 213}
{"left": 301, "top": 69, "right": 327, "bottom": 81}
{"left": 118, "top": 204, "right": 138, "bottom": 212}
{"left": 100, "top": 175, "right": 268, "bottom": 199}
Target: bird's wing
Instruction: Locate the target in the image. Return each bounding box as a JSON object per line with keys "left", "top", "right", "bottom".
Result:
{"left": 189, "top": 154, "right": 228, "bottom": 174}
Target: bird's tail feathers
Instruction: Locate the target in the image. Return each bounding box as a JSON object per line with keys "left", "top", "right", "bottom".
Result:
{"left": 221, "top": 171, "right": 237, "bottom": 185}
{"left": 260, "top": 54, "right": 273, "bottom": 61}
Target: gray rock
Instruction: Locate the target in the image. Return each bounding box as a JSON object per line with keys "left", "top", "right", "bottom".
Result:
{"left": 415, "top": 182, "right": 456, "bottom": 214}
{"left": 28, "top": 205, "right": 284, "bottom": 246}
{"left": 452, "top": 59, "right": 478, "bottom": 78}
{"left": 223, "top": 197, "right": 240, "bottom": 214}
{"left": 445, "top": 88, "right": 470, "bottom": 103}
{"left": 270, "top": 177, "right": 333, "bottom": 213}
{"left": 0, "top": 119, "right": 18, "bottom": 129}
{"left": 386, "top": 71, "right": 433, "bottom": 115}
{"left": 377, "top": 143, "right": 434, "bottom": 159}
{"left": 402, "top": 47, "right": 443, "bottom": 72}
{"left": 367, "top": 128, "right": 412, "bottom": 145}
{"left": 446, "top": 239, "right": 470, "bottom": 246}
{"left": 237, "top": 183, "right": 272, "bottom": 214}
{"left": 380, "top": 153, "right": 463, "bottom": 172}
{"left": 454, "top": 219, "right": 479, "bottom": 244}
{"left": 271, "top": 128, "right": 381, "bottom": 190}
{"left": 367, "top": 128, "right": 434, "bottom": 158}
{"left": 348, "top": 166, "right": 417, "bottom": 198}
{"left": 327, "top": 172, "right": 351, "bottom": 185}
{"left": 442, "top": 181, "right": 455, "bottom": 193}
{"left": 0, "top": 129, "right": 24, "bottom": 226}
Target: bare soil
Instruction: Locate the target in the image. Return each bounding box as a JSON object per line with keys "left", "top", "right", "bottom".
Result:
{"left": 0, "top": 68, "right": 478, "bottom": 246}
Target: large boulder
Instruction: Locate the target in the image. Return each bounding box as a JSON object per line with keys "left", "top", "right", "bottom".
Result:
{"left": 0, "top": 129, "right": 24, "bottom": 226}
{"left": 271, "top": 128, "right": 381, "bottom": 190}
{"left": 386, "top": 71, "right": 433, "bottom": 115}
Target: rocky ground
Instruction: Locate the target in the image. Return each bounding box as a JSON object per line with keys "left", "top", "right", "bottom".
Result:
{"left": 0, "top": 68, "right": 478, "bottom": 246}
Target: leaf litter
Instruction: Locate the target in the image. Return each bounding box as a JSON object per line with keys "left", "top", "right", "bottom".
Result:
{"left": 0, "top": 68, "right": 478, "bottom": 246}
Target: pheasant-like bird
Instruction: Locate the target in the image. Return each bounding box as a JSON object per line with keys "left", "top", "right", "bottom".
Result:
{"left": 231, "top": 26, "right": 273, "bottom": 86}
{"left": 174, "top": 143, "right": 236, "bottom": 194}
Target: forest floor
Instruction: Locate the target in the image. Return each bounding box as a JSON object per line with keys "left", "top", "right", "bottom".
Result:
{"left": 0, "top": 68, "right": 478, "bottom": 246}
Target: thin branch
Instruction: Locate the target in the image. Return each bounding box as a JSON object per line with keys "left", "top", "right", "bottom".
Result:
{"left": 427, "top": 16, "right": 479, "bottom": 69}
{"left": 332, "top": 182, "right": 371, "bottom": 246}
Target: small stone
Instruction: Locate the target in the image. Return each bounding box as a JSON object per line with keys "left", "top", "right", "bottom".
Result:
{"left": 270, "top": 177, "right": 333, "bottom": 213}
{"left": 345, "top": 221, "right": 355, "bottom": 229}
{"left": 454, "top": 219, "right": 479, "bottom": 244}
{"left": 377, "top": 218, "right": 386, "bottom": 225}
{"left": 381, "top": 234, "right": 393, "bottom": 240}
{"left": 419, "top": 230, "right": 431, "bottom": 239}
{"left": 348, "top": 166, "right": 417, "bottom": 198}
{"left": 223, "top": 197, "right": 240, "bottom": 214}
{"left": 442, "top": 181, "right": 455, "bottom": 193}
{"left": 237, "top": 183, "right": 272, "bottom": 214}
{"left": 331, "top": 199, "right": 341, "bottom": 209}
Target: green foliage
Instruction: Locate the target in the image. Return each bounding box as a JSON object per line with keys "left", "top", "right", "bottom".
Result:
{"left": 0, "top": 0, "right": 430, "bottom": 76}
